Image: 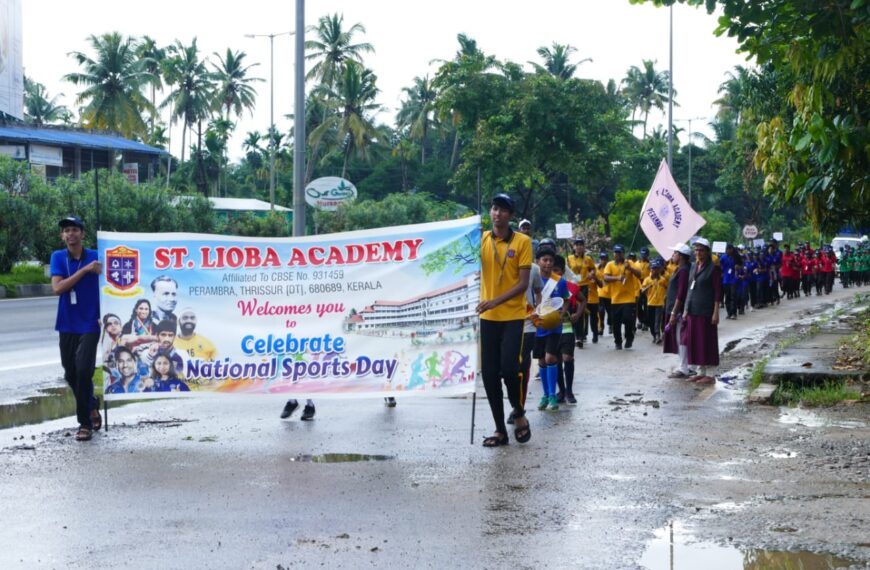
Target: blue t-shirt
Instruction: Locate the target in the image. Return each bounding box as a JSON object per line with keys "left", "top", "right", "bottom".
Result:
{"left": 50, "top": 248, "right": 100, "bottom": 334}
{"left": 536, "top": 277, "right": 568, "bottom": 338}
{"left": 720, "top": 254, "right": 736, "bottom": 285}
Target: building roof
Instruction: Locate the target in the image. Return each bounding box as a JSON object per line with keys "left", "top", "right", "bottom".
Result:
{"left": 358, "top": 273, "right": 479, "bottom": 314}
{"left": 0, "top": 125, "right": 166, "bottom": 155}
{"left": 209, "top": 197, "right": 292, "bottom": 212}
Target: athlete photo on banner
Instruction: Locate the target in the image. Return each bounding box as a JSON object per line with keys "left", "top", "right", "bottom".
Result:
{"left": 97, "top": 217, "right": 482, "bottom": 400}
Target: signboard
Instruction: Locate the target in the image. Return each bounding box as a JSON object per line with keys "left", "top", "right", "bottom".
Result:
{"left": 773, "top": 232, "right": 783, "bottom": 241}
{"left": 29, "top": 144, "right": 63, "bottom": 167}
{"left": 0, "top": 0, "right": 23, "bottom": 120}
{"left": 555, "top": 223, "right": 573, "bottom": 239}
{"left": 742, "top": 225, "right": 758, "bottom": 239}
{"left": 0, "top": 144, "right": 25, "bottom": 159}
{"left": 123, "top": 162, "right": 139, "bottom": 185}
{"left": 97, "top": 217, "right": 481, "bottom": 400}
{"left": 753, "top": 238, "right": 765, "bottom": 248}
{"left": 304, "top": 176, "right": 357, "bottom": 211}
{"left": 712, "top": 241, "right": 727, "bottom": 253}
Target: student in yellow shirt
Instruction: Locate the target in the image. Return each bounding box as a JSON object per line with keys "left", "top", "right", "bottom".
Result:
{"left": 641, "top": 259, "right": 669, "bottom": 344}
{"left": 478, "top": 193, "right": 532, "bottom": 447}
{"left": 603, "top": 244, "right": 642, "bottom": 349}
{"left": 636, "top": 247, "right": 652, "bottom": 331}
{"left": 567, "top": 237, "right": 596, "bottom": 346}
{"left": 585, "top": 260, "right": 603, "bottom": 345}
{"left": 596, "top": 252, "right": 612, "bottom": 337}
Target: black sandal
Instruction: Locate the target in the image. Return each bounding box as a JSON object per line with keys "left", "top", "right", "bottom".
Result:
{"left": 482, "top": 433, "right": 509, "bottom": 447}
{"left": 75, "top": 427, "right": 92, "bottom": 442}
{"left": 514, "top": 417, "right": 531, "bottom": 443}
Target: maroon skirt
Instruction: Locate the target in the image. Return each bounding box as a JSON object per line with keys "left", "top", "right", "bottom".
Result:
{"left": 662, "top": 318, "right": 682, "bottom": 355}
{"left": 681, "top": 314, "right": 719, "bottom": 366}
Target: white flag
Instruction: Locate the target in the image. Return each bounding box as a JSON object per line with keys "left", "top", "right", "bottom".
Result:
{"left": 639, "top": 160, "right": 706, "bottom": 254}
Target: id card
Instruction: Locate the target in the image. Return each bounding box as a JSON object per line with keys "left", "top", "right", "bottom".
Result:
{"left": 689, "top": 281, "right": 695, "bottom": 290}
{"left": 70, "top": 290, "right": 77, "bottom": 305}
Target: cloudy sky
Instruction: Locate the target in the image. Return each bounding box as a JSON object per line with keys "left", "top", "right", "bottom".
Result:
{"left": 22, "top": 0, "right": 747, "bottom": 162}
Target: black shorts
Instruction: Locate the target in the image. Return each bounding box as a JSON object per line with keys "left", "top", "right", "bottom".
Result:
{"left": 559, "top": 332, "right": 575, "bottom": 356}
{"left": 533, "top": 333, "right": 561, "bottom": 359}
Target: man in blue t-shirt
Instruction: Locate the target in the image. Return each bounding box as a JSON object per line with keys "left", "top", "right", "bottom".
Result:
{"left": 50, "top": 216, "right": 102, "bottom": 441}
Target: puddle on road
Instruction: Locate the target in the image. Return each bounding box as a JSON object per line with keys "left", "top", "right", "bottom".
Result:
{"left": 0, "top": 387, "right": 152, "bottom": 430}
{"left": 290, "top": 453, "right": 394, "bottom": 463}
{"left": 778, "top": 408, "right": 868, "bottom": 429}
{"left": 639, "top": 522, "right": 861, "bottom": 569}
{"left": 0, "top": 387, "right": 75, "bottom": 430}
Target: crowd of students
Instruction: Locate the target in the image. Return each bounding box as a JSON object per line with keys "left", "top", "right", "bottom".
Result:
{"left": 477, "top": 193, "right": 868, "bottom": 447}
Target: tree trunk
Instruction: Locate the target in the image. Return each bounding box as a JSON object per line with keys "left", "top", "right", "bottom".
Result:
{"left": 165, "top": 100, "right": 173, "bottom": 186}
{"left": 420, "top": 120, "right": 427, "bottom": 166}
{"left": 449, "top": 129, "right": 460, "bottom": 171}
{"left": 341, "top": 143, "right": 351, "bottom": 179}
{"left": 180, "top": 122, "right": 187, "bottom": 164}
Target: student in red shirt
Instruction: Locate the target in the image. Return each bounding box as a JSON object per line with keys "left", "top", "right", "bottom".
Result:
{"left": 820, "top": 249, "right": 836, "bottom": 294}
{"left": 780, "top": 244, "right": 798, "bottom": 299}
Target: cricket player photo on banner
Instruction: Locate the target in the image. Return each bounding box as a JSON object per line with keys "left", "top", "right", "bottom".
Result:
{"left": 97, "top": 217, "right": 482, "bottom": 400}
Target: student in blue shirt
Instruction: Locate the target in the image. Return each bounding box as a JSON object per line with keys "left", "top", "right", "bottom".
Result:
{"left": 50, "top": 216, "right": 102, "bottom": 441}
{"left": 720, "top": 244, "right": 738, "bottom": 320}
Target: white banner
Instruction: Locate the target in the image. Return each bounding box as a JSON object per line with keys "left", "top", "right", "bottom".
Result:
{"left": 29, "top": 144, "right": 63, "bottom": 167}
{"left": 639, "top": 160, "right": 706, "bottom": 254}
{"left": 97, "top": 217, "right": 482, "bottom": 400}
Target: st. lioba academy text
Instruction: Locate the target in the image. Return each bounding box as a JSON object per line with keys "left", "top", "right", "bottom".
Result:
{"left": 154, "top": 238, "right": 425, "bottom": 270}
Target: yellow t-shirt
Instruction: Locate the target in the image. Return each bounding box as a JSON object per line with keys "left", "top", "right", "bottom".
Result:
{"left": 480, "top": 229, "right": 533, "bottom": 321}
{"left": 664, "top": 260, "right": 677, "bottom": 280}
{"left": 603, "top": 260, "right": 639, "bottom": 305}
{"left": 174, "top": 334, "right": 218, "bottom": 361}
{"left": 596, "top": 263, "right": 611, "bottom": 299}
{"left": 567, "top": 253, "right": 596, "bottom": 286}
{"left": 586, "top": 268, "right": 601, "bottom": 303}
{"left": 642, "top": 275, "right": 668, "bottom": 307}
{"left": 639, "top": 260, "right": 651, "bottom": 281}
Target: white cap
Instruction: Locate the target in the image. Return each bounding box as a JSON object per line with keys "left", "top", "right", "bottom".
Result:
{"left": 694, "top": 237, "right": 711, "bottom": 248}
{"left": 518, "top": 219, "right": 531, "bottom": 228}
{"left": 669, "top": 242, "right": 691, "bottom": 255}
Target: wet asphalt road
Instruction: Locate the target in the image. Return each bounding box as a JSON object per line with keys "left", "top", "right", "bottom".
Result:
{"left": 0, "top": 289, "right": 868, "bottom": 569}
{"left": 0, "top": 297, "right": 61, "bottom": 404}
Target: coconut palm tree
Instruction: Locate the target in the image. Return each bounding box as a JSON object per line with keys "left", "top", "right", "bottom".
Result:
{"left": 305, "top": 13, "right": 374, "bottom": 87}
{"left": 64, "top": 32, "right": 152, "bottom": 138}
{"left": 136, "top": 36, "right": 166, "bottom": 137}
{"left": 161, "top": 39, "right": 214, "bottom": 166}
{"left": 715, "top": 65, "right": 753, "bottom": 125}
{"left": 622, "top": 59, "right": 675, "bottom": 138}
{"left": 396, "top": 75, "right": 437, "bottom": 164}
{"left": 23, "top": 77, "right": 69, "bottom": 125}
{"left": 529, "top": 43, "right": 591, "bottom": 79}
{"left": 309, "top": 61, "right": 381, "bottom": 178}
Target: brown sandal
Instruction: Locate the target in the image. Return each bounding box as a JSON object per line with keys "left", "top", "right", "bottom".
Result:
{"left": 75, "top": 427, "right": 93, "bottom": 442}
{"left": 91, "top": 408, "right": 102, "bottom": 432}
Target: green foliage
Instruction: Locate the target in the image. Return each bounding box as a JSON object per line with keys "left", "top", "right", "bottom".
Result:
{"left": 698, "top": 209, "right": 739, "bottom": 243}
{"left": 0, "top": 157, "right": 215, "bottom": 271}
{"left": 224, "top": 212, "right": 291, "bottom": 237}
{"left": 313, "top": 192, "right": 470, "bottom": 234}
{"left": 0, "top": 265, "right": 50, "bottom": 296}
{"left": 608, "top": 189, "right": 648, "bottom": 248}
{"left": 631, "top": 0, "right": 870, "bottom": 232}
{"left": 770, "top": 380, "right": 861, "bottom": 407}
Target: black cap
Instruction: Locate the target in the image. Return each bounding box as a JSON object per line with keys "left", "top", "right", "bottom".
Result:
{"left": 491, "top": 193, "right": 515, "bottom": 213}
{"left": 573, "top": 237, "right": 585, "bottom": 245}
{"left": 599, "top": 252, "right": 608, "bottom": 258}
{"left": 59, "top": 216, "right": 84, "bottom": 230}
{"left": 640, "top": 247, "right": 649, "bottom": 255}
{"left": 613, "top": 244, "right": 625, "bottom": 253}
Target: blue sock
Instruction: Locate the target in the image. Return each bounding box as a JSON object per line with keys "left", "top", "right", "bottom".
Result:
{"left": 545, "top": 365, "right": 558, "bottom": 398}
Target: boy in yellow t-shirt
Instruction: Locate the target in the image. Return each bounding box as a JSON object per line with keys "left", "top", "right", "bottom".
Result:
{"left": 640, "top": 259, "right": 669, "bottom": 344}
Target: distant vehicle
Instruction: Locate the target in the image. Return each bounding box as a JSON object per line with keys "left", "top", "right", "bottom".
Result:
{"left": 830, "top": 235, "right": 868, "bottom": 252}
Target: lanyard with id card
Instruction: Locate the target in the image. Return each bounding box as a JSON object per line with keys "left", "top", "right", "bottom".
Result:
{"left": 66, "top": 255, "right": 81, "bottom": 305}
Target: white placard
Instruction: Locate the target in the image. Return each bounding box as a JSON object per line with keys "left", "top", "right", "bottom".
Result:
{"left": 753, "top": 239, "right": 765, "bottom": 248}
{"left": 773, "top": 232, "right": 783, "bottom": 241}
{"left": 555, "top": 223, "right": 573, "bottom": 239}
{"left": 712, "top": 241, "right": 727, "bottom": 253}
{"left": 29, "top": 144, "right": 63, "bottom": 167}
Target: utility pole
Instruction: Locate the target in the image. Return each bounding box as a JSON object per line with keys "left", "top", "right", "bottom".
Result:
{"left": 293, "top": 0, "right": 306, "bottom": 236}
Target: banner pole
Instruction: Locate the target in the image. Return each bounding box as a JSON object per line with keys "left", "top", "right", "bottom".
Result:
{"left": 104, "top": 398, "right": 108, "bottom": 431}
{"left": 470, "top": 391, "right": 476, "bottom": 445}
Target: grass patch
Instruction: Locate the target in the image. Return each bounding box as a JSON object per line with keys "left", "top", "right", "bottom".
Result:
{"left": 0, "top": 265, "right": 49, "bottom": 296}
{"left": 770, "top": 379, "right": 862, "bottom": 407}
{"left": 749, "top": 356, "right": 770, "bottom": 391}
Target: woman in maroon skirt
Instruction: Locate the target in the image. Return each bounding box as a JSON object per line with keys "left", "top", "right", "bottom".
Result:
{"left": 681, "top": 238, "right": 722, "bottom": 383}
{"left": 664, "top": 243, "right": 693, "bottom": 378}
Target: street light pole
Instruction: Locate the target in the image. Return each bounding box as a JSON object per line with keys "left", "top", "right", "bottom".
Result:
{"left": 245, "top": 30, "right": 294, "bottom": 211}
{"left": 667, "top": 4, "right": 674, "bottom": 170}
{"left": 292, "top": 0, "right": 306, "bottom": 237}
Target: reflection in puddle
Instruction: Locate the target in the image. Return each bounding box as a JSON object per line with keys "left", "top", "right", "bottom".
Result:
{"left": 778, "top": 408, "right": 867, "bottom": 429}
{"left": 640, "top": 522, "right": 860, "bottom": 569}
{"left": 0, "top": 387, "right": 75, "bottom": 429}
{"left": 290, "top": 453, "right": 394, "bottom": 463}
